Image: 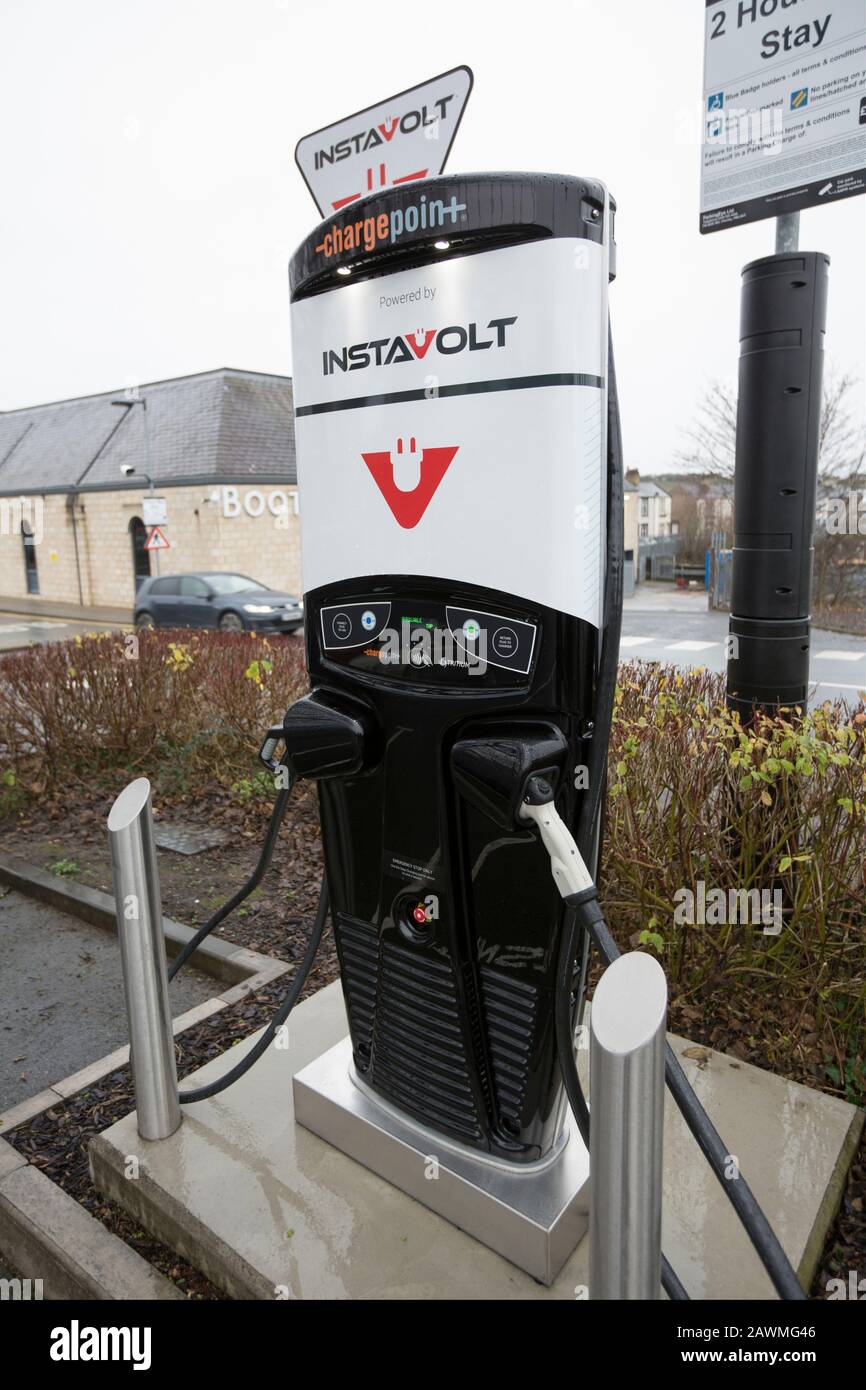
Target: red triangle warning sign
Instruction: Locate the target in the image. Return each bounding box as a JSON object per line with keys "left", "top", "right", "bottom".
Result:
{"left": 144, "top": 525, "right": 171, "bottom": 552}
{"left": 361, "top": 442, "right": 458, "bottom": 529}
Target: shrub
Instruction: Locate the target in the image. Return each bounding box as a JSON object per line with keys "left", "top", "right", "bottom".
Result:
{"left": 1, "top": 638, "right": 863, "bottom": 1081}
{"left": 0, "top": 629, "right": 307, "bottom": 795}
{"left": 603, "top": 663, "right": 866, "bottom": 1078}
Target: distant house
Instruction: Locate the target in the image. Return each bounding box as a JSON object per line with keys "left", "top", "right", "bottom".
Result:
{"left": 656, "top": 474, "right": 735, "bottom": 540}
{"left": 625, "top": 473, "right": 680, "bottom": 581}
{"left": 638, "top": 480, "right": 673, "bottom": 540}
{"left": 0, "top": 368, "right": 299, "bottom": 612}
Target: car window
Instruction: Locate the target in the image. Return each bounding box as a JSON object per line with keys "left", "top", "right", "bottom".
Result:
{"left": 179, "top": 576, "right": 209, "bottom": 596}
{"left": 150, "top": 577, "right": 180, "bottom": 596}
{"left": 203, "top": 574, "right": 266, "bottom": 594}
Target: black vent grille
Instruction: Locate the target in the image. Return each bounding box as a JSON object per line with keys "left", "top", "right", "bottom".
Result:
{"left": 480, "top": 967, "right": 538, "bottom": 1129}
{"left": 337, "top": 915, "right": 379, "bottom": 1062}
{"left": 369, "top": 940, "right": 483, "bottom": 1142}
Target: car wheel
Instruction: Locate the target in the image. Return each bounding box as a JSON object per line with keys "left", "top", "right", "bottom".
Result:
{"left": 218, "top": 612, "right": 245, "bottom": 632}
{"left": 135, "top": 612, "right": 156, "bottom": 629}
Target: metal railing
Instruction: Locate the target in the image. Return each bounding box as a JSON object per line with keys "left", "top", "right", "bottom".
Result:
{"left": 107, "top": 778, "right": 181, "bottom": 1140}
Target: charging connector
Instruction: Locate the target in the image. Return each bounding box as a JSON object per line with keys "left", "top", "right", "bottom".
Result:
{"left": 518, "top": 776, "right": 594, "bottom": 896}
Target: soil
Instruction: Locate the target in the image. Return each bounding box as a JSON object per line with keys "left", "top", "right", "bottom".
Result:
{"left": 1, "top": 781, "right": 335, "bottom": 972}
{"left": 1, "top": 789, "right": 863, "bottom": 1300}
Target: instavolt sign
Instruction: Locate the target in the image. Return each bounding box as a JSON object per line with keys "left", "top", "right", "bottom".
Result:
{"left": 294, "top": 66, "right": 473, "bottom": 217}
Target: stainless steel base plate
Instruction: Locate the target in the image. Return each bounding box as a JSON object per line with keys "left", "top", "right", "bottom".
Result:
{"left": 293, "top": 1036, "right": 590, "bottom": 1285}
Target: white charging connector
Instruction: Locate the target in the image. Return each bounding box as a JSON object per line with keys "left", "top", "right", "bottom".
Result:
{"left": 518, "top": 797, "right": 595, "bottom": 898}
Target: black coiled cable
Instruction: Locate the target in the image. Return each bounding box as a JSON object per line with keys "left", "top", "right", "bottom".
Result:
{"left": 168, "top": 773, "right": 331, "bottom": 1105}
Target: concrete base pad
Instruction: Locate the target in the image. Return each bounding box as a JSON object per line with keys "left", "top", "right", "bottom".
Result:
{"left": 90, "top": 982, "right": 862, "bottom": 1300}
{"left": 293, "top": 1037, "right": 589, "bottom": 1286}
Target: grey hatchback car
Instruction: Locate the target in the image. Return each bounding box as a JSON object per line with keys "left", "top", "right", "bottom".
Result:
{"left": 134, "top": 572, "right": 304, "bottom": 633}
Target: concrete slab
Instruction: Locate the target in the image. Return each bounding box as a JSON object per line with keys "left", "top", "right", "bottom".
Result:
{"left": 0, "top": 1161, "right": 183, "bottom": 1300}
{"left": 0, "top": 1138, "right": 27, "bottom": 1182}
{"left": 0, "top": 1089, "right": 64, "bottom": 1136}
{"left": 90, "top": 982, "right": 862, "bottom": 1301}
{"left": 294, "top": 1036, "right": 590, "bottom": 1286}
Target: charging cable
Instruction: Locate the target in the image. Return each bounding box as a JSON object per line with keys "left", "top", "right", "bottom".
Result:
{"left": 520, "top": 777, "right": 806, "bottom": 1302}
{"left": 168, "top": 771, "right": 330, "bottom": 1104}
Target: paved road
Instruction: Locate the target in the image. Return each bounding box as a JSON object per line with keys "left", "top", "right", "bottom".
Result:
{"left": 0, "top": 887, "right": 216, "bottom": 1109}
{"left": 0, "top": 612, "right": 123, "bottom": 652}
{"left": 621, "top": 587, "right": 865, "bottom": 708}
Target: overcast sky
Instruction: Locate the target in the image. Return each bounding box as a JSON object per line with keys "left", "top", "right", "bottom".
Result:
{"left": 1, "top": 0, "right": 863, "bottom": 472}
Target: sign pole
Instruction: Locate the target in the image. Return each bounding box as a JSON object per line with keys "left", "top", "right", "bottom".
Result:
{"left": 698, "top": 0, "right": 862, "bottom": 714}
{"left": 725, "top": 242, "right": 829, "bottom": 718}
{"left": 774, "top": 212, "right": 799, "bottom": 255}
{"left": 141, "top": 402, "right": 160, "bottom": 576}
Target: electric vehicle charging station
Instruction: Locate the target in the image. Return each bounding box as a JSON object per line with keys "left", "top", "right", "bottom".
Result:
{"left": 110, "top": 168, "right": 812, "bottom": 1301}
{"left": 269, "top": 173, "right": 619, "bottom": 1279}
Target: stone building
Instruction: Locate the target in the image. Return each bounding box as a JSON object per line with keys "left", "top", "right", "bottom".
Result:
{"left": 0, "top": 368, "right": 299, "bottom": 614}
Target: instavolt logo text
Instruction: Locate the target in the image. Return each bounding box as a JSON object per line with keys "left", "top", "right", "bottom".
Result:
{"left": 323, "top": 316, "right": 517, "bottom": 375}
{"left": 315, "top": 192, "right": 467, "bottom": 259}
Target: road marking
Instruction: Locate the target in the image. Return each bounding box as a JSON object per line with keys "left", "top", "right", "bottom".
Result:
{"left": 664, "top": 640, "right": 719, "bottom": 652}
{"left": 619, "top": 636, "right": 655, "bottom": 648}
{"left": 817, "top": 682, "right": 866, "bottom": 693}
{"left": 813, "top": 650, "right": 865, "bottom": 663}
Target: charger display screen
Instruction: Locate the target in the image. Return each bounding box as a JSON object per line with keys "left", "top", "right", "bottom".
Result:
{"left": 318, "top": 596, "right": 537, "bottom": 686}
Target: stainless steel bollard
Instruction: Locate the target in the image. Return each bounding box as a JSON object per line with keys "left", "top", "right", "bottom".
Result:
{"left": 589, "top": 951, "right": 667, "bottom": 1299}
{"left": 107, "top": 778, "right": 181, "bottom": 1140}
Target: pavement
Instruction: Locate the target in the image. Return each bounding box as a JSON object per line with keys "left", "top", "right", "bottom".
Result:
{"left": 0, "top": 886, "right": 216, "bottom": 1109}
{"left": 90, "top": 980, "right": 862, "bottom": 1301}
{"left": 622, "top": 585, "right": 866, "bottom": 708}
{"left": 0, "top": 612, "right": 124, "bottom": 652}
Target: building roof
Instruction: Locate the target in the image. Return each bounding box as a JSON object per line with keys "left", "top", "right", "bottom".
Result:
{"left": 648, "top": 473, "right": 734, "bottom": 499}
{"left": 0, "top": 368, "right": 296, "bottom": 496}
{"left": 638, "top": 480, "right": 670, "bottom": 499}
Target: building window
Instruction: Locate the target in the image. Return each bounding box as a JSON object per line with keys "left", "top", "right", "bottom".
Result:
{"left": 21, "top": 520, "right": 39, "bottom": 595}
{"left": 129, "top": 517, "right": 151, "bottom": 593}
{"left": 640, "top": 498, "right": 649, "bottom": 518}
{"left": 640, "top": 522, "right": 649, "bottom": 539}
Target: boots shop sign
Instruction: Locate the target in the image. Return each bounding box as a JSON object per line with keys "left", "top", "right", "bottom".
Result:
{"left": 213, "top": 486, "right": 299, "bottom": 523}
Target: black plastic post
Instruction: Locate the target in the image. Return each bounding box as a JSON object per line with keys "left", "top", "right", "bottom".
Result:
{"left": 727, "top": 252, "right": 829, "bottom": 716}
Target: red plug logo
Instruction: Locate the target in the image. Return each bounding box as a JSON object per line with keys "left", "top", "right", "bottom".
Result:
{"left": 361, "top": 436, "right": 458, "bottom": 528}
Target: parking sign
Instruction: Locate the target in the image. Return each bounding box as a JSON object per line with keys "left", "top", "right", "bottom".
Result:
{"left": 701, "top": 0, "right": 866, "bottom": 232}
